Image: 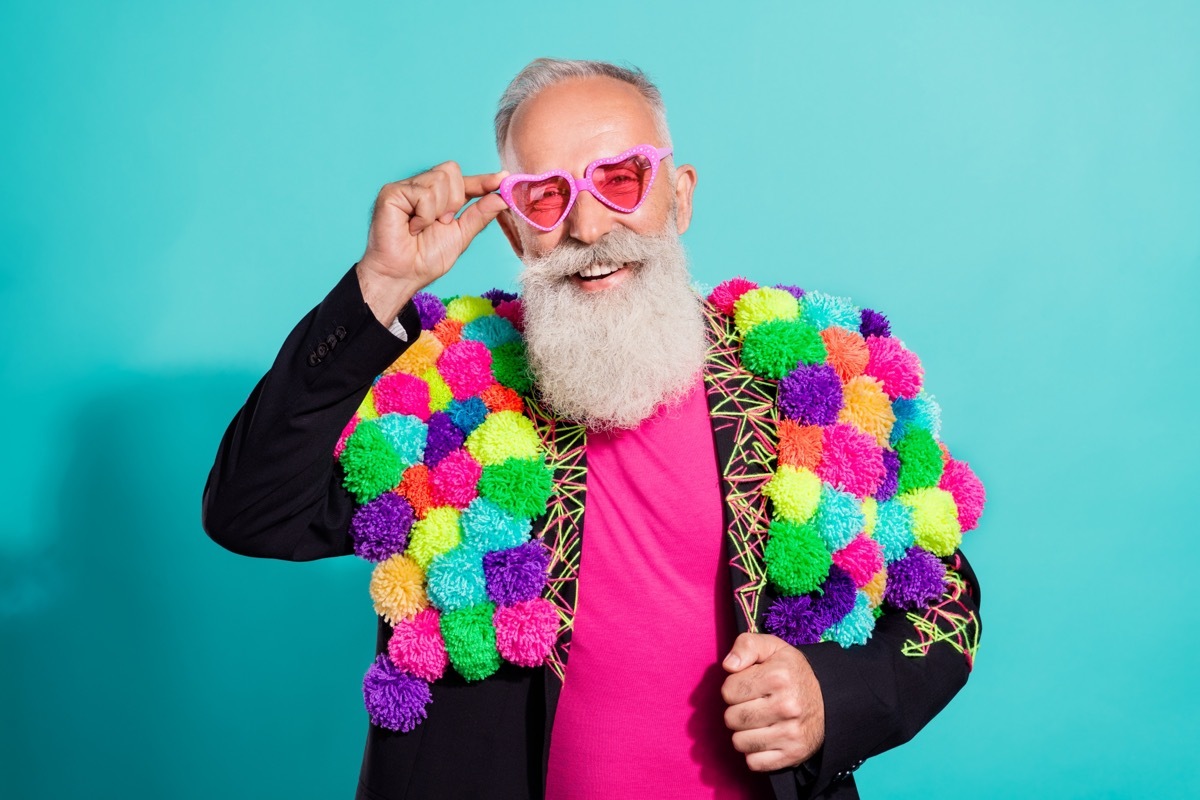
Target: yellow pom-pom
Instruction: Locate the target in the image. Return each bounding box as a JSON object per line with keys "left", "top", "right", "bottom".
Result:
{"left": 862, "top": 568, "right": 887, "bottom": 609}
{"left": 861, "top": 497, "right": 878, "bottom": 538}
{"left": 733, "top": 287, "right": 800, "bottom": 335}
{"left": 465, "top": 410, "right": 542, "bottom": 466}
{"left": 838, "top": 376, "right": 895, "bottom": 447}
{"left": 421, "top": 367, "right": 453, "bottom": 412}
{"left": 356, "top": 391, "right": 379, "bottom": 422}
{"left": 369, "top": 554, "right": 428, "bottom": 624}
{"left": 445, "top": 296, "right": 494, "bottom": 324}
{"left": 405, "top": 506, "right": 461, "bottom": 569}
{"left": 385, "top": 330, "right": 444, "bottom": 376}
{"left": 898, "top": 487, "right": 962, "bottom": 556}
{"left": 762, "top": 466, "right": 822, "bottom": 524}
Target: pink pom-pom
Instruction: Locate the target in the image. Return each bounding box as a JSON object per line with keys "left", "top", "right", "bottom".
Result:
{"left": 437, "top": 340, "right": 495, "bottom": 401}
{"left": 334, "top": 415, "right": 359, "bottom": 459}
{"left": 939, "top": 458, "right": 986, "bottom": 532}
{"left": 494, "top": 598, "right": 558, "bottom": 667}
{"left": 832, "top": 534, "right": 884, "bottom": 588}
{"left": 495, "top": 299, "right": 524, "bottom": 332}
{"left": 864, "top": 336, "right": 924, "bottom": 400}
{"left": 707, "top": 277, "right": 759, "bottom": 316}
{"left": 373, "top": 373, "right": 432, "bottom": 421}
{"left": 429, "top": 449, "right": 483, "bottom": 509}
{"left": 818, "top": 423, "right": 884, "bottom": 498}
{"left": 387, "top": 608, "right": 448, "bottom": 682}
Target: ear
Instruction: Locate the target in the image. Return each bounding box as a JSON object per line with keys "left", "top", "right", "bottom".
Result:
{"left": 672, "top": 163, "right": 698, "bottom": 235}
{"left": 496, "top": 208, "right": 526, "bottom": 258}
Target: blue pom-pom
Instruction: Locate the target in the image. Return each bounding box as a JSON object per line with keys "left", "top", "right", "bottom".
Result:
{"left": 890, "top": 392, "right": 942, "bottom": 445}
{"left": 460, "top": 498, "right": 531, "bottom": 551}
{"left": 448, "top": 397, "right": 489, "bottom": 435}
{"left": 822, "top": 591, "right": 874, "bottom": 646}
{"left": 374, "top": 413, "right": 428, "bottom": 468}
{"left": 426, "top": 546, "right": 488, "bottom": 611}
{"left": 873, "top": 500, "right": 915, "bottom": 563}
{"left": 801, "top": 291, "right": 861, "bottom": 331}
{"left": 462, "top": 315, "right": 521, "bottom": 348}
{"left": 816, "top": 486, "right": 864, "bottom": 551}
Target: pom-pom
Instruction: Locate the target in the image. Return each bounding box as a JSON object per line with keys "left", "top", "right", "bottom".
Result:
{"left": 801, "top": 291, "right": 861, "bottom": 332}
{"left": 362, "top": 654, "right": 431, "bottom": 732}
{"left": 764, "top": 594, "right": 826, "bottom": 646}
{"left": 862, "top": 568, "right": 887, "bottom": 608}
{"left": 351, "top": 492, "right": 415, "bottom": 562}
{"left": 898, "top": 487, "right": 962, "bottom": 556}
{"left": 334, "top": 414, "right": 359, "bottom": 459}
{"left": 859, "top": 308, "right": 890, "bottom": 338}
{"left": 763, "top": 466, "right": 823, "bottom": 524}
{"left": 432, "top": 317, "right": 464, "bottom": 347}
{"left": 388, "top": 608, "right": 448, "bottom": 682}
{"left": 448, "top": 396, "right": 489, "bottom": 436}
{"left": 491, "top": 341, "right": 534, "bottom": 395}
{"left": 884, "top": 547, "right": 947, "bottom": 609}
{"left": 369, "top": 554, "right": 428, "bottom": 624}
{"left": 424, "top": 411, "right": 465, "bottom": 467}
{"left": 818, "top": 423, "right": 884, "bottom": 498}
{"left": 420, "top": 367, "right": 454, "bottom": 412}
{"left": 741, "top": 319, "right": 826, "bottom": 379}
{"left": 482, "top": 288, "right": 518, "bottom": 304}
{"left": 397, "top": 464, "right": 434, "bottom": 518}
{"left": 890, "top": 392, "right": 942, "bottom": 445}
{"left": 822, "top": 591, "right": 874, "bottom": 646}
{"left": 461, "top": 497, "right": 531, "bottom": 552}
{"left": 385, "top": 330, "right": 445, "bottom": 377}
{"left": 440, "top": 603, "right": 501, "bottom": 681}
{"left": 874, "top": 449, "right": 901, "bottom": 502}
{"left": 412, "top": 292, "right": 446, "bottom": 330}
{"left": 481, "top": 384, "right": 526, "bottom": 414}
{"left": 708, "top": 277, "right": 759, "bottom": 316}
{"left": 776, "top": 421, "right": 823, "bottom": 471}
{"left": 356, "top": 391, "right": 379, "bottom": 422}
{"left": 872, "top": 500, "right": 915, "bottom": 563}
{"left": 428, "top": 449, "right": 483, "bottom": 509}
{"left": 819, "top": 327, "right": 869, "bottom": 382}
{"left": 733, "top": 287, "right": 800, "bottom": 335}
{"left": 495, "top": 299, "right": 524, "bottom": 331}
{"left": 340, "top": 420, "right": 404, "bottom": 503}
{"left": 479, "top": 457, "right": 555, "bottom": 519}
{"left": 815, "top": 485, "right": 865, "bottom": 551}
{"left": 895, "top": 428, "right": 945, "bottom": 494}
{"left": 465, "top": 410, "right": 542, "bottom": 466}
{"left": 462, "top": 315, "right": 521, "bottom": 348}
{"left": 815, "top": 564, "right": 858, "bottom": 624}
{"left": 764, "top": 520, "right": 832, "bottom": 595}
{"left": 426, "top": 546, "right": 488, "bottom": 612}
{"left": 484, "top": 541, "right": 551, "bottom": 605}
{"left": 838, "top": 376, "right": 895, "bottom": 447}
{"left": 778, "top": 364, "right": 843, "bottom": 425}
{"left": 375, "top": 413, "right": 428, "bottom": 468}
{"left": 939, "top": 458, "right": 986, "bottom": 532}
{"left": 445, "top": 295, "right": 494, "bottom": 324}
{"left": 864, "top": 336, "right": 923, "bottom": 400}
{"left": 831, "top": 534, "right": 884, "bottom": 588}
{"left": 861, "top": 496, "right": 878, "bottom": 537}
{"left": 405, "top": 506, "right": 462, "bottom": 569}
{"left": 373, "top": 373, "right": 432, "bottom": 421}
{"left": 773, "top": 283, "right": 805, "bottom": 300}
{"left": 438, "top": 340, "right": 495, "bottom": 401}
{"left": 494, "top": 598, "right": 558, "bottom": 667}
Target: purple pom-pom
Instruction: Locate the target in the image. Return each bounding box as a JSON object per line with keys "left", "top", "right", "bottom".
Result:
{"left": 778, "top": 364, "right": 844, "bottom": 425}
{"left": 482, "top": 288, "right": 519, "bottom": 305}
{"left": 773, "top": 283, "right": 806, "bottom": 300}
{"left": 362, "top": 654, "right": 432, "bottom": 732}
{"left": 884, "top": 547, "right": 947, "bottom": 609}
{"left": 765, "top": 594, "right": 826, "bottom": 645}
{"left": 814, "top": 565, "right": 857, "bottom": 623}
{"left": 873, "top": 449, "right": 901, "bottom": 502}
{"left": 425, "top": 411, "right": 465, "bottom": 467}
{"left": 351, "top": 493, "right": 415, "bottom": 562}
{"left": 412, "top": 292, "right": 446, "bottom": 330}
{"left": 859, "top": 308, "right": 890, "bottom": 339}
{"left": 484, "top": 541, "right": 550, "bottom": 605}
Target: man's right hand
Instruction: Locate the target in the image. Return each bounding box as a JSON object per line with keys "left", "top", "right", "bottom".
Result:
{"left": 356, "top": 162, "right": 509, "bottom": 325}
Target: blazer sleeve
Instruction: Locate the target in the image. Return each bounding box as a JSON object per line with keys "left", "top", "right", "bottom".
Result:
{"left": 201, "top": 264, "right": 423, "bottom": 562}
{"left": 787, "top": 548, "right": 983, "bottom": 798}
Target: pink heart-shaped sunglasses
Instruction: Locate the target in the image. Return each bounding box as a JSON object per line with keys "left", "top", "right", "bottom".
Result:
{"left": 497, "top": 144, "right": 673, "bottom": 232}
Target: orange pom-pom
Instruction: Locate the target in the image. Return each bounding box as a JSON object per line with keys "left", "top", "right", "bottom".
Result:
{"left": 481, "top": 384, "right": 525, "bottom": 413}
{"left": 777, "top": 420, "right": 823, "bottom": 470}
{"left": 820, "top": 327, "right": 869, "bottom": 382}
{"left": 433, "top": 318, "right": 464, "bottom": 347}
{"left": 385, "top": 330, "right": 444, "bottom": 376}
{"left": 397, "top": 464, "right": 434, "bottom": 518}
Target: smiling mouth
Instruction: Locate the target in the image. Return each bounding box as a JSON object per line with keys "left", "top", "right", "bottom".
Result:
{"left": 575, "top": 261, "right": 637, "bottom": 281}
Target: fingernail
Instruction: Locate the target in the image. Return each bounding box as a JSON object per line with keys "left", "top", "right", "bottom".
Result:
{"left": 724, "top": 655, "right": 740, "bottom": 670}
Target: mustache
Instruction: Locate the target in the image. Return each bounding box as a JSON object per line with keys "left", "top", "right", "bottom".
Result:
{"left": 521, "top": 226, "right": 675, "bottom": 280}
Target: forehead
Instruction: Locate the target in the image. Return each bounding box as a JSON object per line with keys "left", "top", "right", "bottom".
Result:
{"left": 504, "top": 76, "right": 663, "bottom": 173}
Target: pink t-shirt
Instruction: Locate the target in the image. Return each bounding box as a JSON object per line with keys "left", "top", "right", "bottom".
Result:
{"left": 544, "top": 377, "right": 773, "bottom": 799}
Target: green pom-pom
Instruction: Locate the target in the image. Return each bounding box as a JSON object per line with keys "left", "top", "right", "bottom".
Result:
{"left": 764, "top": 520, "right": 832, "bottom": 595}
{"left": 741, "top": 319, "right": 827, "bottom": 379}
{"left": 895, "top": 428, "right": 944, "bottom": 494}
{"left": 491, "top": 341, "right": 534, "bottom": 394}
{"left": 339, "top": 419, "right": 402, "bottom": 503}
{"left": 479, "top": 457, "right": 554, "bottom": 519}
{"left": 440, "top": 602, "right": 500, "bottom": 681}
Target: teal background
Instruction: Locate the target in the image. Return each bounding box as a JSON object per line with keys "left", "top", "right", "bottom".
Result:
{"left": 3, "top": 1, "right": 1197, "bottom": 798}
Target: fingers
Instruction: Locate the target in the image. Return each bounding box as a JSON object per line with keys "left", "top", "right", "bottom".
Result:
{"left": 724, "top": 697, "right": 790, "bottom": 732}
{"left": 455, "top": 192, "right": 508, "bottom": 246}
{"left": 723, "top": 632, "right": 789, "bottom": 673}
{"left": 405, "top": 163, "right": 505, "bottom": 236}
{"left": 463, "top": 169, "right": 508, "bottom": 198}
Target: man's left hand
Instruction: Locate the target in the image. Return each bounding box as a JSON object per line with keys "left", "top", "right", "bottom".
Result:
{"left": 720, "top": 632, "right": 825, "bottom": 772}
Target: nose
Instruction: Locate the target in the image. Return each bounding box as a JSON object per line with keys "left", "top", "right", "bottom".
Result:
{"left": 564, "top": 189, "right": 615, "bottom": 245}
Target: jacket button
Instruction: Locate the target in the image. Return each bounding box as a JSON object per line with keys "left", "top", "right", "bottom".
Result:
{"left": 316, "top": 343, "right": 328, "bottom": 357}
{"left": 335, "top": 326, "right": 347, "bottom": 340}
{"left": 326, "top": 334, "right": 338, "bottom": 349}
{"left": 308, "top": 352, "right": 320, "bottom": 367}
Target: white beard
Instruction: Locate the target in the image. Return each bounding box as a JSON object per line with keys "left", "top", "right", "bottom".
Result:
{"left": 518, "top": 219, "right": 708, "bottom": 431}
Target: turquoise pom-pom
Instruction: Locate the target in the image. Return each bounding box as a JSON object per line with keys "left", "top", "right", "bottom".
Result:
{"left": 374, "top": 413, "right": 428, "bottom": 468}
{"left": 890, "top": 392, "right": 942, "bottom": 445}
{"left": 460, "top": 498, "right": 531, "bottom": 552}
{"left": 462, "top": 315, "right": 521, "bottom": 348}
{"left": 873, "top": 500, "right": 915, "bottom": 563}
{"left": 426, "top": 546, "right": 488, "bottom": 612}
{"left": 801, "top": 291, "right": 861, "bottom": 332}
{"left": 822, "top": 591, "right": 874, "bottom": 646}
{"left": 815, "top": 486, "right": 864, "bottom": 551}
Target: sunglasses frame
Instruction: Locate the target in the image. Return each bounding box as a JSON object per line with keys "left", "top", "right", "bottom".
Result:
{"left": 497, "top": 144, "right": 674, "bottom": 232}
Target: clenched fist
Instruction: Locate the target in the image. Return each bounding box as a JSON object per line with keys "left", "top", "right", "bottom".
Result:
{"left": 356, "top": 161, "right": 509, "bottom": 325}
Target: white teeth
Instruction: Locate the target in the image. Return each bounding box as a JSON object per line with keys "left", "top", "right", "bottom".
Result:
{"left": 578, "top": 263, "right": 620, "bottom": 278}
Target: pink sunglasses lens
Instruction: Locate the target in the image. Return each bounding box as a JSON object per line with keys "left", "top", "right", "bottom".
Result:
{"left": 513, "top": 175, "right": 572, "bottom": 228}
{"left": 591, "top": 154, "right": 653, "bottom": 210}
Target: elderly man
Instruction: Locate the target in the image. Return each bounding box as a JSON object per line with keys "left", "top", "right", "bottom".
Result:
{"left": 203, "top": 58, "right": 982, "bottom": 800}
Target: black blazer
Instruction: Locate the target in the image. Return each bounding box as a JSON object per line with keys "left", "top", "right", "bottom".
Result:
{"left": 202, "top": 265, "right": 983, "bottom": 800}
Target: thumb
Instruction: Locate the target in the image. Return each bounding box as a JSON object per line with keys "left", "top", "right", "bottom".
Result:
{"left": 722, "top": 632, "right": 788, "bottom": 672}
{"left": 455, "top": 192, "right": 508, "bottom": 246}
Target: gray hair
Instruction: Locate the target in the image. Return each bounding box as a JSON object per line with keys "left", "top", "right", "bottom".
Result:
{"left": 494, "top": 58, "right": 673, "bottom": 167}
